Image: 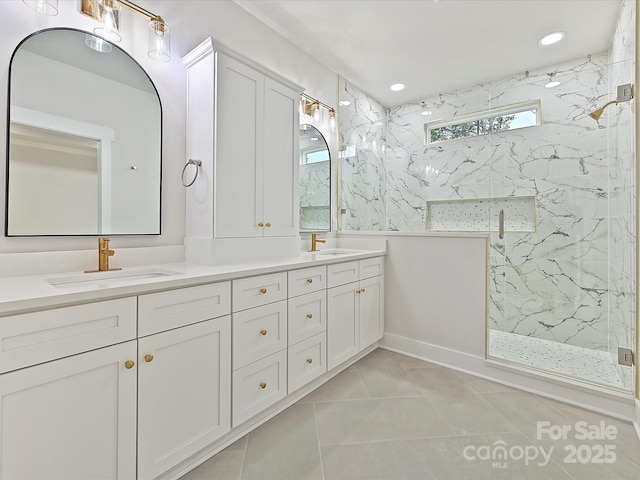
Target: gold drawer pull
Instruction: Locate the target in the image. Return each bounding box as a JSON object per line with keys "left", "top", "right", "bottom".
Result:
{"left": 259, "top": 382, "right": 267, "bottom": 389}
{"left": 306, "top": 313, "right": 313, "bottom": 319}
{"left": 265, "top": 222, "right": 272, "bottom": 227}
{"left": 125, "top": 360, "right": 135, "bottom": 369}
{"left": 258, "top": 222, "right": 264, "bottom": 227}
{"left": 306, "top": 358, "right": 313, "bottom": 364}
{"left": 260, "top": 329, "right": 268, "bottom": 336}
{"left": 260, "top": 288, "right": 267, "bottom": 294}
{"left": 144, "top": 354, "right": 154, "bottom": 363}
{"left": 306, "top": 278, "right": 313, "bottom": 284}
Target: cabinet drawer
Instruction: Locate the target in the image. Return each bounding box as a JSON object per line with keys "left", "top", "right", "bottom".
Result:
{"left": 138, "top": 282, "right": 231, "bottom": 337}
{"left": 288, "top": 332, "right": 326, "bottom": 394}
{"left": 327, "top": 261, "right": 359, "bottom": 288}
{"left": 232, "top": 349, "right": 287, "bottom": 427}
{"left": 233, "top": 301, "right": 287, "bottom": 369}
{"left": 0, "top": 297, "right": 136, "bottom": 374}
{"left": 233, "top": 272, "right": 287, "bottom": 312}
{"left": 287, "top": 290, "right": 326, "bottom": 346}
{"left": 359, "top": 256, "right": 384, "bottom": 279}
{"left": 288, "top": 266, "right": 326, "bottom": 297}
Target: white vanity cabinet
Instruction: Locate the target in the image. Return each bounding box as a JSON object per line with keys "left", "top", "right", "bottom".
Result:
{"left": 215, "top": 53, "right": 299, "bottom": 238}
{"left": 327, "top": 258, "right": 385, "bottom": 370}
{"left": 183, "top": 38, "right": 303, "bottom": 265}
{"left": 136, "top": 283, "right": 232, "bottom": 480}
{"left": 0, "top": 299, "right": 138, "bottom": 480}
{"left": 287, "top": 266, "right": 328, "bottom": 393}
{"left": 231, "top": 274, "right": 288, "bottom": 427}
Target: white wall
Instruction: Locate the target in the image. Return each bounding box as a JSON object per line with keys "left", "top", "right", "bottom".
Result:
{"left": 0, "top": 0, "right": 337, "bottom": 260}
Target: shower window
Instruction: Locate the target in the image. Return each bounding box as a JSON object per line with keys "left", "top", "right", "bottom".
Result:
{"left": 424, "top": 99, "right": 541, "bottom": 144}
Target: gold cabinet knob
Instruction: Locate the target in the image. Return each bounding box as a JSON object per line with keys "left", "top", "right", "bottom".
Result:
{"left": 361, "top": 288, "right": 366, "bottom": 293}
{"left": 265, "top": 222, "right": 271, "bottom": 227}
{"left": 125, "top": 360, "right": 135, "bottom": 369}
{"left": 259, "top": 382, "right": 267, "bottom": 389}
{"left": 260, "top": 329, "right": 268, "bottom": 336}
{"left": 260, "top": 287, "right": 267, "bottom": 294}
{"left": 306, "top": 313, "right": 313, "bottom": 319}
{"left": 306, "top": 358, "right": 313, "bottom": 364}
{"left": 306, "top": 278, "right": 313, "bottom": 284}
{"left": 356, "top": 289, "right": 361, "bottom": 294}
{"left": 258, "top": 222, "right": 264, "bottom": 227}
{"left": 144, "top": 354, "right": 154, "bottom": 363}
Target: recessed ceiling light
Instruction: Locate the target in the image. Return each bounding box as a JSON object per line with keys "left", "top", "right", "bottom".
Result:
{"left": 421, "top": 110, "right": 432, "bottom": 116}
{"left": 545, "top": 81, "right": 561, "bottom": 88}
{"left": 390, "top": 83, "right": 405, "bottom": 91}
{"left": 339, "top": 100, "right": 351, "bottom": 106}
{"left": 538, "top": 31, "right": 565, "bottom": 46}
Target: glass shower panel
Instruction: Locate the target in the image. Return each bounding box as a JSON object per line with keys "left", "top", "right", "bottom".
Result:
{"left": 486, "top": 51, "right": 636, "bottom": 393}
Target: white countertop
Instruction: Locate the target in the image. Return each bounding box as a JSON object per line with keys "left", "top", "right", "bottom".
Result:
{"left": 0, "top": 248, "right": 386, "bottom": 316}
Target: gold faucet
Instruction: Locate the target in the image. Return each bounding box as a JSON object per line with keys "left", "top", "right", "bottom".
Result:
{"left": 85, "top": 237, "right": 122, "bottom": 273}
{"left": 309, "top": 233, "right": 326, "bottom": 252}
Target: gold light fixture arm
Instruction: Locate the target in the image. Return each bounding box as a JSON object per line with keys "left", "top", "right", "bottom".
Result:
{"left": 81, "top": 0, "right": 161, "bottom": 23}
{"left": 301, "top": 93, "right": 336, "bottom": 118}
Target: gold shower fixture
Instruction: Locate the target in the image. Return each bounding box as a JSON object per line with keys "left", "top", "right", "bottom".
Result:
{"left": 589, "top": 84, "right": 634, "bottom": 120}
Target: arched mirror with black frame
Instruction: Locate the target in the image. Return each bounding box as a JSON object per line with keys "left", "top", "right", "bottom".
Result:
{"left": 5, "top": 27, "right": 162, "bottom": 237}
{"left": 299, "top": 124, "right": 330, "bottom": 232}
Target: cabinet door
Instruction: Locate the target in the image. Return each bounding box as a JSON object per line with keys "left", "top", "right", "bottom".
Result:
{"left": 263, "top": 77, "right": 299, "bottom": 237}
{"left": 215, "top": 53, "right": 264, "bottom": 238}
{"left": 327, "top": 282, "right": 359, "bottom": 370}
{"left": 0, "top": 341, "right": 137, "bottom": 480}
{"left": 359, "top": 275, "right": 384, "bottom": 350}
{"left": 137, "top": 317, "right": 231, "bottom": 480}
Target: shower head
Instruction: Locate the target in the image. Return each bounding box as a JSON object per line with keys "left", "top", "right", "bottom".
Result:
{"left": 588, "top": 100, "right": 617, "bottom": 120}
{"left": 588, "top": 84, "right": 635, "bottom": 121}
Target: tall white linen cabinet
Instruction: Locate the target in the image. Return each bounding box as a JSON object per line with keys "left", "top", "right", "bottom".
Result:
{"left": 182, "top": 38, "right": 303, "bottom": 266}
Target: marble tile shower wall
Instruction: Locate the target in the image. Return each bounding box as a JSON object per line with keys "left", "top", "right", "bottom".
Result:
{"left": 339, "top": 46, "right": 634, "bottom": 357}
{"left": 608, "top": 0, "right": 636, "bottom": 389}
{"left": 338, "top": 80, "right": 387, "bottom": 231}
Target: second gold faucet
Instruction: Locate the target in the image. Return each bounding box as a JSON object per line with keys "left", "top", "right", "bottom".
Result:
{"left": 309, "top": 233, "right": 326, "bottom": 252}
{"left": 85, "top": 237, "right": 121, "bottom": 273}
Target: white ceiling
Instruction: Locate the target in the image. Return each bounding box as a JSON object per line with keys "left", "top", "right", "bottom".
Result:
{"left": 233, "top": 0, "right": 623, "bottom": 107}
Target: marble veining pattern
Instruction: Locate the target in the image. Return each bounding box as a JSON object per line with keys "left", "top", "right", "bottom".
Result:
{"left": 338, "top": 0, "right": 635, "bottom": 393}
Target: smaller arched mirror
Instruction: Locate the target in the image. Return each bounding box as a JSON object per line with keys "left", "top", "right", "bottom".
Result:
{"left": 299, "top": 124, "right": 330, "bottom": 232}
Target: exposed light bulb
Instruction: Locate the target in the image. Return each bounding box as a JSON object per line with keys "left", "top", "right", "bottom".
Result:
{"left": 329, "top": 109, "right": 337, "bottom": 132}
{"left": 23, "top": 0, "right": 58, "bottom": 15}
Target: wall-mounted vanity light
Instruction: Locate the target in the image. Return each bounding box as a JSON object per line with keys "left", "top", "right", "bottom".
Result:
{"left": 301, "top": 93, "right": 337, "bottom": 132}
{"left": 22, "top": 0, "right": 58, "bottom": 16}
{"left": 80, "top": 0, "right": 171, "bottom": 61}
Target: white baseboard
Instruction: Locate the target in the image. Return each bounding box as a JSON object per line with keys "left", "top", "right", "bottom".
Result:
{"left": 381, "top": 332, "right": 637, "bottom": 424}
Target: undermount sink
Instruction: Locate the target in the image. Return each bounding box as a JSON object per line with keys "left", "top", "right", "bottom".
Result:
{"left": 314, "top": 249, "right": 360, "bottom": 256}
{"left": 47, "top": 268, "right": 179, "bottom": 289}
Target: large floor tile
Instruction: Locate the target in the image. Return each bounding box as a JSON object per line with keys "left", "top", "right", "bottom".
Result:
{"left": 300, "top": 369, "right": 369, "bottom": 403}
{"left": 241, "top": 403, "right": 323, "bottom": 480}
{"left": 321, "top": 441, "right": 408, "bottom": 480}
{"left": 427, "top": 389, "right": 519, "bottom": 435}
{"left": 480, "top": 390, "right": 572, "bottom": 442}
{"left": 315, "top": 396, "right": 453, "bottom": 445}
{"left": 178, "top": 450, "right": 244, "bottom": 480}
{"left": 393, "top": 433, "right": 573, "bottom": 480}
{"left": 539, "top": 396, "right": 640, "bottom": 467}
{"left": 355, "top": 360, "right": 423, "bottom": 398}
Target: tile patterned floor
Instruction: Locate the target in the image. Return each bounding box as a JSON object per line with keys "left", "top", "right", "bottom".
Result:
{"left": 180, "top": 348, "right": 640, "bottom": 480}
{"left": 489, "top": 330, "right": 628, "bottom": 390}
